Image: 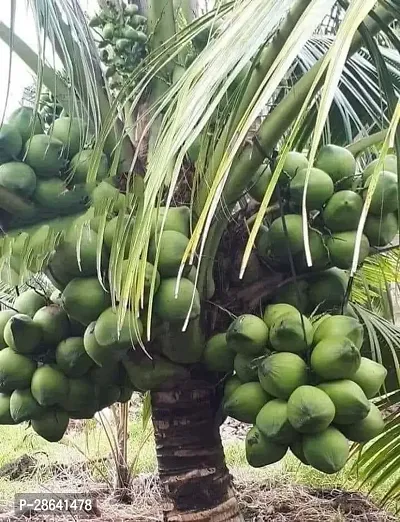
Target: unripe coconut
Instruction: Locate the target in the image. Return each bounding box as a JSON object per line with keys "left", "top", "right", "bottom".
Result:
{"left": 317, "top": 379, "right": 370, "bottom": 424}
{"left": 154, "top": 278, "right": 200, "bottom": 322}
{"left": 290, "top": 167, "right": 334, "bottom": 209}
{"left": 245, "top": 425, "right": 288, "bottom": 468}
{"left": 69, "top": 149, "right": 109, "bottom": 184}
{"left": 327, "top": 231, "right": 370, "bottom": 269}
{"left": 308, "top": 268, "right": 349, "bottom": 312}
{"left": 61, "top": 377, "right": 97, "bottom": 415}
{"left": 226, "top": 314, "right": 268, "bottom": 356}
{"left": 290, "top": 440, "right": 309, "bottom": 465}
{"left": 311, "top": 337, "right": 361, "bottom": 380}
{"left": 313, "top": 315, "right": 364, "bottom": 349}
{"left": 31, "top": 410, "right": 69, "bottom": 442}
{"left": 8, "top": 107, "right": 43, "bottom": 143}
{"left": 323, "top": 190, "right": 363, "bottom": 232}
{"left": 33, "top": 305, "right": 70, "bottom": 346}
{"left": 269, "top": 312, "right": 313, "bottom": 353}
{"left": 351, "top": 357, "right": 387, "bottom": 399}
{"left": 267, "top": 214, "right": 305, "bottom": 258}
{"left": 31, "top": 365, "right": 69, "bottom": 407}
{"left": 263, "top": 303, "right": 298, "bottom": 328}
{"left": 148, "top": 230, "right": 189, "bottom": 278}
{"left": 315, "top": 144, "right": 356, "bottom": 188}
{"left": 280, "top": 151, "right": 309, "bottom": 184}
{"left": 339, "top": 403, "right": 384, "bottom": 442}
{"left": 0, "top": 123, "right": 22, "bottom": 163}
{"left": 224, "top": 382, "right": 271, "bottom": 424}
{"left": 24, "top": 134, "right": 65, "bottom": 176}
{"left": 293, "top": 230, "right": 330, "bottom": 272}
{"left": 4, "top": 314, "right": 42, "bottom": 355}
{"left": 287, "top": 385, "right": 335, "bottom": 433}
{"left": 258, "top": 352, "right": 308, "bottom": 399}
{"left": 10, "top": 388, "right": 43, "bottom": 422}
{"left": 203, "top": 333, "right": 235, "bottom": 372}
{"left": 51, "top": 117, "right": 88, "bottom": 159}
{"left": 249, "top": 165, "right": 277, "bottom": 202}
{"left": 272, "top": 281, "right": 310, "bottom": 314}
{"left": 160, "top": 319, "right": 205, "bottom": 364}
{"left": 14, "top": 289, "right": 47, "bottom": 318}
{"left": 151, "top": 206, "right": 191, "bottom": 238}
{"left": 0, "top": 311, "right": 16, "bottom": 349}
{"left": 234, "top": 353, "right": 258, "bottom": 382}
{"left": 94, "top": 307, "right": 143, "bottom": 353}
{"left": 0, "top": 161, "right": 37, "bottom": 197}
{"left": 362, "top": 154, "right": 397, "bottom": 182}
{"left": 62, "top": 278, "right": 111, "bottom": 326}
{"left": 122, "top": 355, "right": 189, "bottom": 392}
{"left": 256, "top": 399, "right": 298, "bottom": 444}
{"left": 302, "top": 426, "right": 349, "bottom": 474}
{"left": 364, "top": 213, "right": 398, "bottom": 247}
{"left": 0, "top": 348, "right": 36, "bottom": 393}
{"left": 224, "top": 375, "right": 242, "bottom": 399}
{"left": 364, "top": 170, "right": 398, "bottom": 215}
{"left": 56, "top": 337, "right": 94, "bottom": 378}
{"left": 0, "top": 394, "right": 15, "bottom": 425}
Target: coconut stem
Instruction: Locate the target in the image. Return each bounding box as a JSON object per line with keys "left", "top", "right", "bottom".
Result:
{"left": 346, "top": 129, "right": 388, "bottom": 157}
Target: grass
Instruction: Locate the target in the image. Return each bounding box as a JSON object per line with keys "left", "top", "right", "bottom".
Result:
{"left": 0, "top": 410, "right": 398, "bottom": 518}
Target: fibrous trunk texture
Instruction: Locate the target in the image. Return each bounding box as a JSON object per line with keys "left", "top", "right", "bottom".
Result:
{"left": 151, "top": 380, "right": 243, "bottom": 522}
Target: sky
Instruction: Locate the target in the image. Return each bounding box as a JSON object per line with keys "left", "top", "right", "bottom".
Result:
{"left": 0, "top": 0, "right": 96, "bottom": 118}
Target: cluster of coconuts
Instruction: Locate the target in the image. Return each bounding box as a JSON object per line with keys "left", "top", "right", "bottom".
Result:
{"left": 0, "top": 108, "right": 111, "bottom": 223}
{"left": 203, "top": 304, "right": 387, "bottom": 474}
{"left": 252, "top": 145, "right": 398, "bottom": 277}
{"left": 89, "top": 1, "right": 147, "bottom": 90}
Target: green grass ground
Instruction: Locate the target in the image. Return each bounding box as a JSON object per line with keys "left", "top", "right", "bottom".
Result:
{"left": 0, "top": 410, "right": 397, "bottom": 516}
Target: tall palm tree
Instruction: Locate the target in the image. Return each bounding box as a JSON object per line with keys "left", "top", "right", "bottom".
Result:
{"left": 1, "top": 0, "right": 400, "bottom": 519}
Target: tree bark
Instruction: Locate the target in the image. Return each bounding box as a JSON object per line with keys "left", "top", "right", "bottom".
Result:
{"left": 151, "top": 380, "right": 243, "bottom": 522}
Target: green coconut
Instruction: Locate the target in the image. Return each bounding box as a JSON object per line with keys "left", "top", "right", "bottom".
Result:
{"left": 0, "top": 348, "right": 36, "bottom": 392}
{"left": 245, "top": 425, "right": 288, "bottom": 468}
{"left": 203, "top": 333, "right": 235, "bottom": 372}
{"left": 327, "top": 231, "right": 370, "bottom": 270}
{"left": 9, "top": 388, "right": 44, "bottom": 422}
{"left": 323, "top": 191, "right": 363, "bottom": 232}
{"left": 103, "top": 215, "right": 133, "bottom": 258}
{"left": 148, "top": 230, "right": 189, "bottom": 278}
{"left": 0, "top": 123, "right": 23, "bottom": 163}
{"left": 258, "top": 352, "right": 308, "bottom": 399}
{"left": 33, "top": 178, "right": 67, "bottom": 209}
{"left": 224, "top": 375, "right": 242, "bottom": 399}
{"left": 61, "top": 377, "right": 98, "bottom": 415}
{"left": 267, "top": 214, "right": 305, "bottom": 258}
{"left": 263, "top": 303, "right": 298, "bottom": 328}
{"left": 14, "top": 289, "right": 47, "bottom": 318}
{"left": 152, "top": 206, "right": 191, "bottom": 238}
{"left": 62, "top": 278, "right": 111, "bottom": 327}
{"left": 69, "top": 149, "right": 109, "bottom": 184}
{"left": 234, "top": 353, "right": 258, "bottom": 382}
{"left": 362, "top": 155, "right": 397, "bottom": 182}
{"left": 351, "top": 357, "right": 387, "bottom": 399}
{"left": 313, "top": 315, "right": 364, "bottom": 349}
{"left": 280, "top": 151, "right": 309, "bottom": 184}
{"left": 364, "top": 213, "right": 398, "bottom": 247}
{"left": 311, "top": 337, "right": 361, "bottom": 381}
{"left": 160, "top": 319, "right": 205, "bottom": 364}
{"left": 31, "top": 365, "right": 69, "bottom": 407}
{"left": 293, "top": 231, "right": 330, "bottom": 272}
{"left": 287, "top": 385, "right": 335, "bottom": 433}
{"left": 51, "top": 117, "right": 88, "bottom": 159}
{"left": 97, "top": 384, "right": 121, "bottom": 409}
{"left": 272, "top": 281, "right": 310, "bottom": 314}
{"left": 91, "top": 180, "right": 125, "bottom": 213}
{"left": 256, "top": 399, "right": 298, "bottom": 444}
{"left": 317, "top": 379, "right": 370, "bottom": 424}
{"left": 122, "top": 355, "right": 189, "bottom": 391}
{"left": 269, "top": 312, "right": 313, "bottom": 354}
{"left": 33, "top": 305, "right": 70, "bottom": 346}
{"left": 364, "top": 170, "right": 398, "bottom": 215}
{"left": 226, "top": 315, "right": 269, "bottom": 356}
{"left": 339, "top": 403, "right": 384, "bottom": 442}
{"left": 84, "top": 321, "right": 116, "bottom": 367}
{"left": 89, "top": 360, "right": 119, "bottom": 387}
{"left": 0, "top": 310, "right": 16, "bottom": 349}
{"left": 315, "top": 144, "right": 356, "bottom": 188}
{"left": 224, "top": 382, "right": 271, "bottom": 424}
{"left": 31, "top": 410, "right": 69, "bottom": 442}
{"left": 302, "top": 426, "right": 349, "bottom": 474}
{"left": 290, "top": 167, "right": 334, "bottom": 209}
{"left": 308, "top": 268, "right": 349, "bottom": 312}
{"left": 154, "top": 278, "right": 200, "bottom": 322}
{"left": 249, "top": 165, "right": 275, "bottom": 202}
{"left": 94, "top": 307, "right": 142, "bottom": 357}
{"left": 23, "top": 134, "right": 65, "bottom": 176}
{"left": 290, "top": 440, "right": 309, "bottom": 465}
{"left": 0, "top": 161, "right": 37, "bottom": 197}
{"left": 120, "top": 260, "right": 160, "bottom": 304}
{"left": 8, "top": 106, "right": 43, "bottom": 143}
{"left": 4, "top": 314, "right": 42, "bottom": 355}
{"left": 0, "top": 394, "right": 15, "bottom": 425}
{"left": 55, "top": 337, "right": 94, "bottom": 378}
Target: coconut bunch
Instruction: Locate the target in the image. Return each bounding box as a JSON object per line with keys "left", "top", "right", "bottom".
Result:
{"left": 211, "top": 304, "right": 387, "bottom": 474}
{"left": 252, "top": 146, "right": 398, "bottom": 278}
{"left": 89, "top": 1, "right": 147, "bottom": 90}
{"left": 0, "top": 109, "right": 114, "bottom": 228}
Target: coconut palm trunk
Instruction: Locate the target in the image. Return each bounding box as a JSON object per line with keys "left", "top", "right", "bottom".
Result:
{"left": 151, "top": 380, "right": 242, "bottom": 522}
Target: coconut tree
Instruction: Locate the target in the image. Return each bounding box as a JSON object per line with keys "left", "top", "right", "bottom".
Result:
{"left": 1, "top": 0, "right": 400, "bottom": 519}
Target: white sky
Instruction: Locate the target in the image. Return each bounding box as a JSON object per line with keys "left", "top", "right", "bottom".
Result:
{"left": 0, "top": 0, "right": 96, "bottom": 118}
